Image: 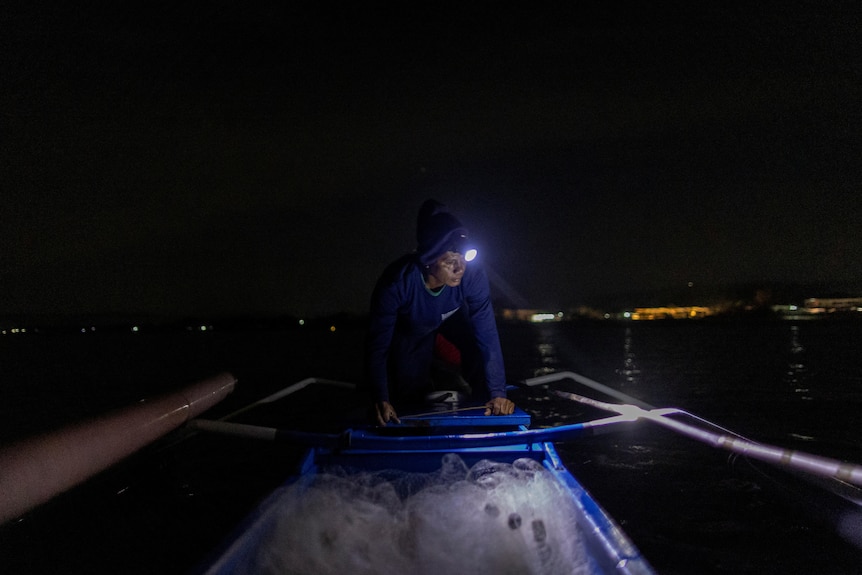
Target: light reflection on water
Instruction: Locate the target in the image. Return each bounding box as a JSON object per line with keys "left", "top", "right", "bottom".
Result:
{"left": 615, "top": 327, "right": 641, "bottom": 386}
{"left": 785, "top": 324, "right": 811, "bottom": 398}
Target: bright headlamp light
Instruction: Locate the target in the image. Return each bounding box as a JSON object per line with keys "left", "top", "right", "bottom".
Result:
{"left": 452, "top": 233, "right": 477, "bottom": 262}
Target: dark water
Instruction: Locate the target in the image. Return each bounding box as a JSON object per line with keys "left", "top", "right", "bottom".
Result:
{"left": 1, "top": 319, "right": 861, "bottom": 573}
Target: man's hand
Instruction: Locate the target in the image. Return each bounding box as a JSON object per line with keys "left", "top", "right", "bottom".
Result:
{"left": 484, "top": 396, "right": 515, "bottom": 416}
{"left": 373, "top": 401, "right": 401, "bottom": 426}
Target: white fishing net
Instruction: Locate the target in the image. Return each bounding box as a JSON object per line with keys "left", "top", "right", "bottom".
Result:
{"left": 246, "top": 454, "right": 596, "bottom": 575}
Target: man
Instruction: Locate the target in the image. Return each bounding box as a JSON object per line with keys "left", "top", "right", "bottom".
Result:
{"left": 365, "top": 199, "right": 515, "bottom": 426}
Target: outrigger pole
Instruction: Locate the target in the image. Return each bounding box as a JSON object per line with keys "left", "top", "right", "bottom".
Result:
{"left": 0, "top": 372, "right": 236, "bottom": 525}
{"left": 526, "top": 371, "right": 862, "bottom": 488}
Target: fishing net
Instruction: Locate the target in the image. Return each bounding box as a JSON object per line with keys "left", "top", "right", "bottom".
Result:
{"left": 246, "top": 454, "right": 595, "bottom": 575}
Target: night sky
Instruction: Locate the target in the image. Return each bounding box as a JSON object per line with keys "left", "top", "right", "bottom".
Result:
{"left": 3, "top": 2, "right": 860, "bottom": 319}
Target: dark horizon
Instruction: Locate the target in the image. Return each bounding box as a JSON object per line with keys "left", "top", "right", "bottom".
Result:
{"left": 3, "top": 279, "right": 861, "bottom": 329}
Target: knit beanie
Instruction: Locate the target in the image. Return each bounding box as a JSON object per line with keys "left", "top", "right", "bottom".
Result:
{"left": 416, "top": 199, "right": 469, "bottom": 266}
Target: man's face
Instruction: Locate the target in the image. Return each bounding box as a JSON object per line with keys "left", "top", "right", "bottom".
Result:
{"left": 429, "top": 251, "right": 466, "bottom": 287}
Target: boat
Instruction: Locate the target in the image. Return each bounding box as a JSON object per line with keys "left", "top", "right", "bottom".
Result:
{"left": 188, "top": 373, "right": 862, "bottom": 574}
{"left": 187, "top": 378, "right": 656, "bottom": 574}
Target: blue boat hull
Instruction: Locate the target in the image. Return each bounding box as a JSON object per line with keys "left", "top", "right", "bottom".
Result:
{"left": 196, "top": 404, "right": 654, "bottom": 574}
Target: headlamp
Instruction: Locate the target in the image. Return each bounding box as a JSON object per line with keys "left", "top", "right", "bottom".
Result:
{"left": 452, "top": 233, "right": 477, "bottom": 262}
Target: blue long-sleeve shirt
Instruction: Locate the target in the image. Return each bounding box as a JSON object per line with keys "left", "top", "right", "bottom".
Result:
{"left": 366, "top": 255, "right": 507, "bottom": 403}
